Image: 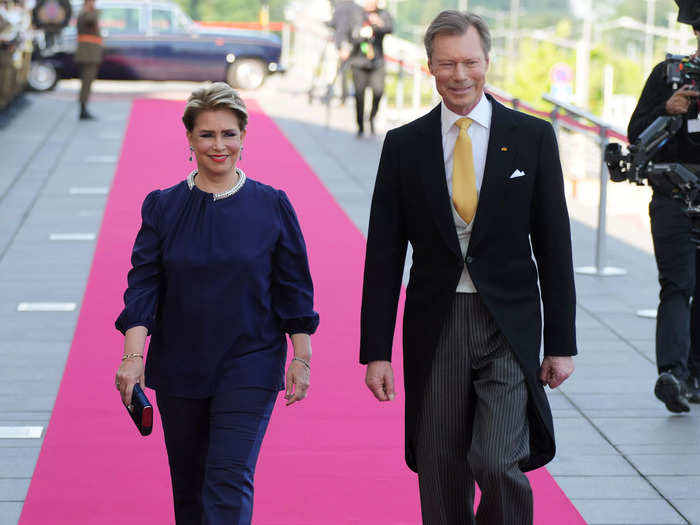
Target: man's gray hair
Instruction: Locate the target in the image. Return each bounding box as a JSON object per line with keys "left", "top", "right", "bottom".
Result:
{"left": 424, "top": 10, "right": 492, "bottom": 62}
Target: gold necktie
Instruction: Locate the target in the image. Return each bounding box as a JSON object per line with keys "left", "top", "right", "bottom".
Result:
{"left": 452, "top": 117, "right": 477, "bottom": 223}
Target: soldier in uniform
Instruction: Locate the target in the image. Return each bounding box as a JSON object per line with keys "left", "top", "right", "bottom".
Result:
{"left": 75, "top": 0, "right": 102, "bottom": 120}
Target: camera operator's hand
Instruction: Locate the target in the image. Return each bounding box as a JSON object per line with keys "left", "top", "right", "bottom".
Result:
{"left": 368, "top": 12, "right": 384, "bottom": 27}
{"left": 665, "top": 84, "right": 700, "bottom": 115}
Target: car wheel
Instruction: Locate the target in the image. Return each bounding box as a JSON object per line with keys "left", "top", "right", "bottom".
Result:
{"left": 227, "top": 58, "right": 266, "bottom": 90}
{"left": 27, "top": 61, "right": 59, "bottom": 91}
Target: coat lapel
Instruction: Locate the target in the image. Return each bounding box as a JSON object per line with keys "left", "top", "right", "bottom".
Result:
{"left": 468, "top": 96, "right": 518, "bottom": 252}
{"left": 417, "top": 104, "right": 462, "bottom": 258}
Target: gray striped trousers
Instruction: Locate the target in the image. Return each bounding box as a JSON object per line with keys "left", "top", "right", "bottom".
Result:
{"left": 415, "top": 293, "right": 532, "bottom": 525}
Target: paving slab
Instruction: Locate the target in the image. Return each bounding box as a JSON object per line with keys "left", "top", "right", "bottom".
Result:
{"left": 628, "top": 455, "right": 700, "bottom": 476}
{"left": 554, "top": 476, "right": 660, "bottom": 499}
{"left": 0, "top": 503, "right": 22, "bottom": 525}
{"left": 649, "top": 477, "right": 700, "bottom": 500}
{"left": 570, "top": 498, "right": 687, "bottom": 524}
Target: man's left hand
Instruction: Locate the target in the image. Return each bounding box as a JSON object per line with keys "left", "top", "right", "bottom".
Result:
{"left": 539, "top": 356, "right": 574, "bottom": 389}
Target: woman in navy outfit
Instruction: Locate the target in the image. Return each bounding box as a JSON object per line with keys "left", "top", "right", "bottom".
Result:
{"left": 114, "top": 82, "right": 319, "bottom": 525}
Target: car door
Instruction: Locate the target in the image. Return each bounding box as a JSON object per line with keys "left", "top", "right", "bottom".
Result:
{"left": 146, "top": 4, "right": 206, "bottom": 81}
{"left": 99, "top": 4, "right": 149, "bottom": 79}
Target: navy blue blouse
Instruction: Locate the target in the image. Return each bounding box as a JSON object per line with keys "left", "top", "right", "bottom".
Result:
{"left": 116, "top": 171, "right": 319, "bottom": 398}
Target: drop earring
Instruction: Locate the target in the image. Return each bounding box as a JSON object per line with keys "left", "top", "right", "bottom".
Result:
{"left": 188, "top": 147, "right": 193, "bottom": 162}
{"left": 239, "top": 146, "right": 243, "bottom": 161}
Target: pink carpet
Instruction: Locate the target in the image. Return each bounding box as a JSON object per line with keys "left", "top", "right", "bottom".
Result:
{"left": 19, "top": 99, "right": 584, "bottom": 524}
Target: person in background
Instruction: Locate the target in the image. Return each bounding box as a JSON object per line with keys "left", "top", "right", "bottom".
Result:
{"left": 627, "top": 0, "right": 700, "bottom": 413}
{"left": 75, "top": 0, "right": 102, "bottom": 120}
{"left": 348, "top": 0, "right": 393, "bottom": 136}
{"left": 328, "top": 0, "right": 361, "bottom": 105}
{"left": 114, "top": 83, "right": 319, "bottom": 524}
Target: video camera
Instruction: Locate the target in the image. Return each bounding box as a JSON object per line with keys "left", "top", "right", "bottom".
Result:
{"left": 665, "top": 53, "right": 700, "bottom": 90}
{"left": 604, "top": 113, "right": 700, "bottom": 243}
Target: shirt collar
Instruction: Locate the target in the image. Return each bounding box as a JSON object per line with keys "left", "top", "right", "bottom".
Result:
{"left": 441, "top": 92, "right": 491, "bottom": 136}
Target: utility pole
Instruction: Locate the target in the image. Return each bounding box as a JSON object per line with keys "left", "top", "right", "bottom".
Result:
{"left": 644, "top": 0, "right": 656, "bottom": 76}
{"left": 575, "top": 0, "right": 592, "bottom": 108}
{"left": 506, "top": 0, "right": 519, "bottom": 86}
{"left": 189, "top": 0, "right": 199, "bottom": 20}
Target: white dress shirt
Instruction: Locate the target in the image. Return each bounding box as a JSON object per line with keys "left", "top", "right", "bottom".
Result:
{"left": 441, "top": 93, "right": 492, "bottom": 293}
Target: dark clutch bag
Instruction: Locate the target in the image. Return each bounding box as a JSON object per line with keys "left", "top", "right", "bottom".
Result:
{"left": 125, "top": 383, "right": 153, "bottom": 436}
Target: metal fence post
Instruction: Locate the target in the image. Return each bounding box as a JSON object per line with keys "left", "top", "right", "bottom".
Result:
{"left": 550, "top": 105, "right": 560, "bottom": 141}
{"left": 574, "top": 126, "right": 627, "bottom": 276}
{"left": 396, "top": 53, "right": 405, "bottom": 121}
{"left": 412, "top": 64, "right": 421, "bottom": 112}
{"left": 281, "top": 23, "right": 291, "bottom": 70}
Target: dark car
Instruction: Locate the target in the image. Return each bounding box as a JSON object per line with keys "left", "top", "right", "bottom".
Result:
{"left": 28, "top": 0, "right": 283, "bottom": 91}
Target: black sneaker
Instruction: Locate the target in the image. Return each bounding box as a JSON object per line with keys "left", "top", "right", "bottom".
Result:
{"left": 687, "top": 374, "right": 700, "bottom": 404}
{"left": 655, "top": 372, "right": 691, "bottom": 413}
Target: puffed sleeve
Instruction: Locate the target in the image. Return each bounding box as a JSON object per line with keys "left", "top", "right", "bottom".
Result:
{"left": 115, "top": 190, "right": 162, "bottom": 335}
{"left": 271, "top": 191, "right": 320, "bottom": 335}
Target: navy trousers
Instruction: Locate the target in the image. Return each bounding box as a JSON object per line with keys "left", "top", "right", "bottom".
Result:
{"left": 156, "top": 386, "right": 277, "bottom": 525}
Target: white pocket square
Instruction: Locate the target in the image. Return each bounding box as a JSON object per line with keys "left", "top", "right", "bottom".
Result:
{"left": 510, "top": 169, "right": 526, "bottom": 179}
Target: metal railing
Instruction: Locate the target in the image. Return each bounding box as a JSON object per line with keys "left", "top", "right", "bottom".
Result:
{"left": 542, "top": 93, "right": 628, "bottom": 277}
{"left": 482, "top": 87, "right": 630, "bottom": 278}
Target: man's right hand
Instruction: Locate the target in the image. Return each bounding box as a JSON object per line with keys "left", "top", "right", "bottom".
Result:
{"left": 665, "top": 84, "right": 700, "bottom": 115}
{"left": 365, "top": 360, "right": 396, "bottom": 401}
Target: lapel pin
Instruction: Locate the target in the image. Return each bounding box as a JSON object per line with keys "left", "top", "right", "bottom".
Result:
{"left": 501, "top": 147, "right": 508, "bottom": 151}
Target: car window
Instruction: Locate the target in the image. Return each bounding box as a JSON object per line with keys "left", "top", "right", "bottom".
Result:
{"left": 151, "top": 8, "right": 173, "bottom": 34}
{"left": 100, "top": 6, "right": 141, "bottom": 35}
{"left": 172, "top": 9, "right": 191, "bottom": 33}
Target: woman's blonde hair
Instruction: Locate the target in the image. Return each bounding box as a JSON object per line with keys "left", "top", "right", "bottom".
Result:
{"left": 182, "top": 82, "right": 248, "bottom": 132}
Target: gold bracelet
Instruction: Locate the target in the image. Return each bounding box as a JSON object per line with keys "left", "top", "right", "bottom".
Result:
{"left": 292, "top": 357, "right": 310, "bottom": 369}
{"left": 122, "top": 353, "right": 144, "bottom": 361}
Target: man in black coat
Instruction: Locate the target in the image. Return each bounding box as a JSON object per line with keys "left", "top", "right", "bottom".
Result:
{"left": 627, "top": 9, "right": 700, "bottom": 412}
{"left": 360, "top": 10, "right": 577, "bottom": 524}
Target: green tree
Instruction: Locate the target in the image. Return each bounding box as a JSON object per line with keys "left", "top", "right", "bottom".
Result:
{"left": 495, "top": 36, "right": 643, "bottom": 114}
{"left": 171, "top": 0, "right": 287, "bottom": 22}
{"left": 501, "top": 38, "right": 574, "bottom": 111}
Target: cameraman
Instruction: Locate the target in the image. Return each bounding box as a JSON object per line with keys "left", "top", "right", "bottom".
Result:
{"left": 628, "top": 20, "right": 700, "bottom": 413}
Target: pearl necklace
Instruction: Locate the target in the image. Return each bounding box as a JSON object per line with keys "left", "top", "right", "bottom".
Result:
{"left": 187, "top": 168, "right": 247, "bottom": 201}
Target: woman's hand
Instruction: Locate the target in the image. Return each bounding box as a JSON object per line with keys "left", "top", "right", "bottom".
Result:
{"left": 284, "top": 358, "right": 310, "bottom": 406}
{"left": 116, "top": 326, "right": 148, "bottom": 406}
{"left": 116, "top": 356, "right": 145, "bottom": 406}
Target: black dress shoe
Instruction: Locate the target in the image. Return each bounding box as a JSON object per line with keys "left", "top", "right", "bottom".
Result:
{"left": 79, "top": 109, "right": 96, "bottom": 120}
{"left": 655, "top": 372, "right": 690, "bottom": 413}
{"left": 687, "top": 374, "right": 700, "bottom": 403}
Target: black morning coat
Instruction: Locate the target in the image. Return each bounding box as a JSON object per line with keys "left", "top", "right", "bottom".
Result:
{"left": 360, "top": 95, "right": 578, "bottom": 473}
